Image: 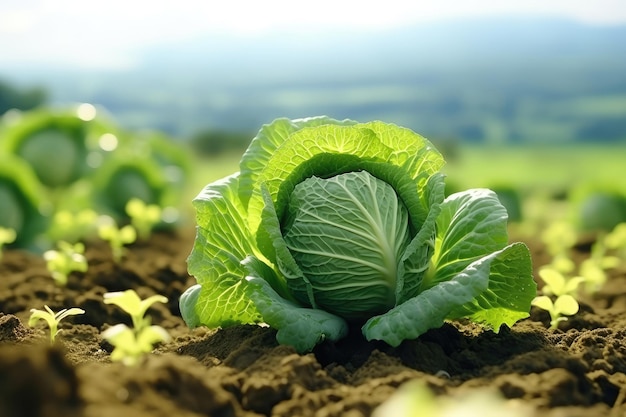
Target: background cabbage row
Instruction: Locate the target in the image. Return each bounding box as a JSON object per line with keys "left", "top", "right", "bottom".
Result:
{"left": 0, "top": 105, "right": 191, "bottom": 249}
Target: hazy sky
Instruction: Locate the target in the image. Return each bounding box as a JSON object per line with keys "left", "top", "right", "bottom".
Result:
{"left": 1, "top": 0, "right": 626, "bottom": 69}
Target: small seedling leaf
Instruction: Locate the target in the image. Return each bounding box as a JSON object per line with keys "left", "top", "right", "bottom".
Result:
{"left": 554, "top": 294, "right": 579, "bottom": 316}
{"left": 531, "top": 295, "right": 553, "bottom": 311}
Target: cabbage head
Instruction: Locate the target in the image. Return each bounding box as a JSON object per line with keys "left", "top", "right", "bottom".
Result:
{"left": 180, "top": 117, "right": 536, "bottom": 352}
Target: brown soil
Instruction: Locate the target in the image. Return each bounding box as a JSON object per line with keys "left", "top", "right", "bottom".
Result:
{"left": 1, "top": 228, "right": 626, "bottom": 417}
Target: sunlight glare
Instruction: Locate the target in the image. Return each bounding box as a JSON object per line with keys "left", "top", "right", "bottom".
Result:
{"left": 98, "top": 133, "right": 119, "bottom": 152}
{"left": 76, "top": 103, "right": 97, "bottom": 121}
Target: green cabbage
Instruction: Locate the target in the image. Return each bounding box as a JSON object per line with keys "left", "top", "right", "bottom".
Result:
{"left": 91, "top": 156, "right": 167, "bottom": 219}
{"left": 2, "top": 110, "right": 89, "bottom": 188}
{"left": 0, "top": 155, "right": 46, "bottom": 247}
{"left": 180, "top": 117, "right": 536, "bottom": 352}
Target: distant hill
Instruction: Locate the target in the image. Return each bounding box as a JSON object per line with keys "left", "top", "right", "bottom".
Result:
{"left": 3, "top": 17, "right": 626, "bottom": 142}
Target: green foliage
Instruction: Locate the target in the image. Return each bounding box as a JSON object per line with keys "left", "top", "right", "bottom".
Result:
{"left": 492, "top": 186, "right": 523, "bottom": 222}
{"left": 533, "top": 221, "right": 626, "bottom": 329}
{"left": 605, "top": 223, "right": 626, "bottom": 258}
{"left": 577, "top": 191, "right": 626, "bottom": 232}
{"left": 531, "top": 295, "right": 579, "bottom": 329}
{"left": 102, "top": 289, "right": 170, "bottom": 366}
{"left": 180, "top": 117, "right": 536, "bottom": 352}
{"left": 83, "top": 128, "right": 190, "bottom": 224}
{"left": 43, "top": 241, "right": 88, "bottom": 286}
{"left": 91, "top": 156, "right": 167, "bottom": 220}
{"left": 579, "top": 225, "right": 624, "bottom": 292}
{"left": 101, "top": 324, "right": 171, "bottom": 366}
{"left": 0, "top": 155, "right": 46, "bottom": 247}
{"left": 0, "top": 106, "right": 192, "bottom": 249}
{"left": 28, "top": 305, "right": 85, "bottom": 344}
{"left": 47, "top": 209, "right": 99, "bottom": 243}
{"left": 442, "top": 144, "right": 626, "bottom": 199}
{"left": 532, "top": 267, "right": 582, "bottom": 329}
{"left": 125, "top": 198, "right": 162, "bottom": 241}
{"left": 2, "top": 110, "right": 90, "bottom": 188}
{"left": 189, "top": 129, "right": 252, "bottom": 156}
{"left": 98, "top": 221, "right": 137, "bottom": 263}
{"left": 541, "top": 221, "right": 578, "bottom": 274}
{"left": 373, "top": 379, "right": 533, "bottom": 417}
{"left": 0, "top": 227, "right": 16, "bottom": 260}
{"left": 103, "top": 289, "right": 168, "bottom": 330}
{"left": 537, "top": 267, "right": 584, "bottom": 298}
{"left": 0, "top": 79, "right": 47, "bottom": 114}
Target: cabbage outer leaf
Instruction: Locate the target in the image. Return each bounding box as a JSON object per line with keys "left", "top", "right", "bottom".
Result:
{"left": 362, "top": 188, "right": 536, "bottom": 346}
{"left": 182, "top": 173, "right": 263, "bottom": 328}
{"left": 431, "top": 189, "right": 536, "bottom": 328}
{"left": 239, "top": 116, "right": 356, "bottom": 208}
{"left": 183, "top": 117, "right": 360, "bottom": 331}
{"left": 426, "top": 189, "right": 509, "bottom": 288}
{"left": 245, "top": 276, "right": 348, "bottom": 353}
{"left": 363, "top": 242, "right": 532, "bottom": 346}
{"left": 395, "top": 172, "right": 445, "bottom": 304}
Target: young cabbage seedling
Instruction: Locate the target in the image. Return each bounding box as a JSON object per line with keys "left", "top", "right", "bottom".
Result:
{"left": 578, "top": 226, "right": 623, "bottom": 293}
{"left": 538, "top": 267, "right": 584, "bottom": 298}
{"left": 103, "top": 289, "right": 168, "bottom": 330}
{"left": 531, "top": 295, "right": 579, "bottom": 329}
{"left": 43, "top": 241, "right": 88, "bottom": 286}
{"left": 98, "top": 222, "right": 137, "bottom": 263}
{"left": 48, "top": 209, "right": 98, "bottom": 243}
{"left": 125, "top": 198, "right": 162, "bottom": 241}
{"left": 373, "top": 379, "right": 533, "bottom": 417}
{"left": 0, "top": 227, "right": 17, "bottom": 261}
{"left": 101, "top": 323, "right": 171, "bottom": 366}
{"left": 540, "top": 221, "right": 577, "bottom": 274}
{"left": 605, "top": 222, "right": 626, "bottom": 259}
{"left": 533, "top": 267, "right": 582, "bottom": 329}
{"left": 102, "top": 289, "right": 170, "bottom": 366}
{"left": 28, "top": 305, "right": 85, "bottom": 344}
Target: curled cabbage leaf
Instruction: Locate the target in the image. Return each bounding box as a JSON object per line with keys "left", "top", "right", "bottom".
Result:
{"left": 180, "top": 117, "right": 536, "bottom": 352}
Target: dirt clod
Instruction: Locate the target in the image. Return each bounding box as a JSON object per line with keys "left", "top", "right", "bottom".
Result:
{"left": 2, "top": 229, "right": 626, "bottom": 416}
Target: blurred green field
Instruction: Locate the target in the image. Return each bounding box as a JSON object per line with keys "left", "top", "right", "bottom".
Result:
{"left": 189, "top": 143, "right": 626, "bottom": 196}
{"left": 185, "top": 142, "right": 626, "bottom": 230}
{"left": 441, "top": 142, "right": 626, "bottom": 230}
{"left": 442, "top": 142, "right": 626, "bottom": 193}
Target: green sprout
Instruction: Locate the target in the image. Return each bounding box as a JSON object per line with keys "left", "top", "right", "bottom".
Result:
{"left": 98, "top": 221, "right": 137, "bottom": 263}
{"left": 0, "top": 227, "right": 17, "bottom": 260}
{"left": 125, "top": 198, "right": 162, "bottom": 241}
{"left": 541, "top": 221, "right": 577, "bottom": 256}
{"left": 531, "top": 294, "right": 579, "bottom": 329}
{"left": 102, "top": 289, "right": 170, "bottom": 366}
{"left": 605, "top": 222, "right": 626, "bottom": 258}
{"left": 28, "top": 305, "right": 85, "bottom": 344}
{"left": 538, "top": 267, "right": 584, "bottom": 298}
{"left": 579, "top": 258, "right": 613, "bottom": 293}
{"left": 43, "top": 241, "right": 88, "bottom": 286}
{"left": 48, "top": 209, "right": 98, "bottom": 243}
{"left": 101, "top": 323, "right": 171, "bottom": 366}
{"left": 373, "top": 379, "right": 533, "bottom": 417}
{"left": 540, "top": 221, "right": 577, "bottom": 274}
{"left": 532, "top": 267, "right": 582, "bottom": 329}
{"left": 103, "top": 289, "right": 168, "bottom": 330}
{"left": 578, "top": 225, "right": 623, "bottom": 293}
